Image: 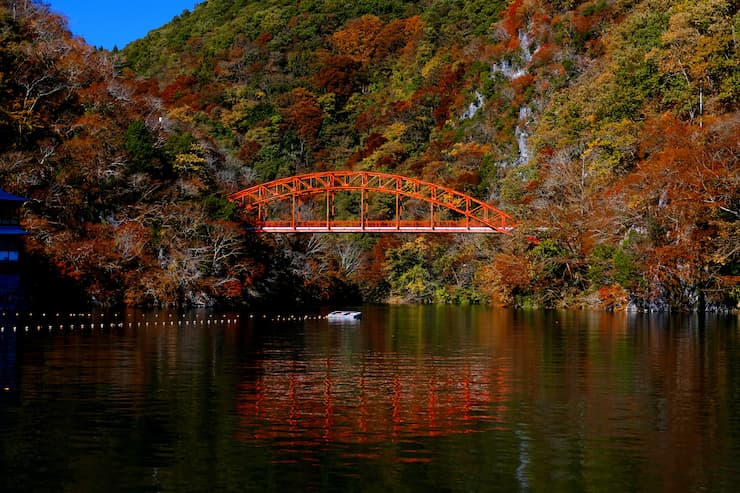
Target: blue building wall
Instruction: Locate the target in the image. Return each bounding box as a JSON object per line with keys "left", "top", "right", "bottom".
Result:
{"left": 0, "top": 189, "right": 28, "bottom": 310}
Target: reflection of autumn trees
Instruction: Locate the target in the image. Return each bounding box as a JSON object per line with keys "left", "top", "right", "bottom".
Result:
{"left": 231, "top": 306, "right": 740, "bottom": 489}
{"left": 236, "top": 341, "right": 512, "bottom": 443}
{"left": 12, "top": 308, "right": 738, "bottom": 490}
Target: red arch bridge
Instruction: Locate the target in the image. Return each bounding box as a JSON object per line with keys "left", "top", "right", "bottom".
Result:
{"left": 227, "top": 171, "right": 516, "bottom": 234}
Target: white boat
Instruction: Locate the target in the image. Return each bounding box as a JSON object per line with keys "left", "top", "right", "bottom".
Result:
{"left": 327, "top": 310, "right": 362, "bottom": 321}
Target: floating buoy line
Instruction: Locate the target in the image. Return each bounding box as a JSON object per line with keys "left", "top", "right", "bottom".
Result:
{"left": 0, "top": 311, "right": 332, "bottom": 333}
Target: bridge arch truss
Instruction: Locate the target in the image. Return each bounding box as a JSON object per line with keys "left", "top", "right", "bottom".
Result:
{"left": 227, "top": 171, "right": 516, "bottom": 234}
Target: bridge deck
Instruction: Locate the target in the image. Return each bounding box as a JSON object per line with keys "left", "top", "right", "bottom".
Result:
{"left": 251, "top": 226, "right": 511, "bottom": 233}
{"left": 247, "top": 220, "right": 513, "bottom": 234}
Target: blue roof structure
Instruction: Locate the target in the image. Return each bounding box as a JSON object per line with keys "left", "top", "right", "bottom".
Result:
{"left": 0, "top": 189, "right": 27, "bottom": 202}
{"left": 0, "top": 189, "right": 28, "bottom": 235}
{"left": 0, "top": 226, "right": 27, "bottom": 235}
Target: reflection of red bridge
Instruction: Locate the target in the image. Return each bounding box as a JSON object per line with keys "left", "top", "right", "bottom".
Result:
{"left": 227, "top": 171, "right": 516, "bottom": 234}
{"left": 236, "top": 357, "right": 510, "bottom": 445}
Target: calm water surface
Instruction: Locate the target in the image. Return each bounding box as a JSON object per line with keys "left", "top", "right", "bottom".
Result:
{"left": 0, "top": 306, "right": 738, "bottom": 492}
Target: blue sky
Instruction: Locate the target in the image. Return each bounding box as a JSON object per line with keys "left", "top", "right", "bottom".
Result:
{"left": 48, "top": 1, "right": 201, "bottom": 50}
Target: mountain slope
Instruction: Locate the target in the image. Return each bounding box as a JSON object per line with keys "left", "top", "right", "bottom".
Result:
{"left": 0, "top": 0, "right": 737, "bottom": 308}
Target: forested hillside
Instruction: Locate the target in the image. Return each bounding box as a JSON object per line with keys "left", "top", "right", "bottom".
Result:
{"left": 0, "top": 0, "right": 737, "bottom": 309}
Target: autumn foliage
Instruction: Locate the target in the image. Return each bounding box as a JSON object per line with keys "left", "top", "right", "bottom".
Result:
{"left": 0, "top": 0, "right": 737, "bottom": 309}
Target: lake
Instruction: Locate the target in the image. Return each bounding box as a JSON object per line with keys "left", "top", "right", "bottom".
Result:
{"left": 1, "top": 305, "right": 738, "bottom": 492}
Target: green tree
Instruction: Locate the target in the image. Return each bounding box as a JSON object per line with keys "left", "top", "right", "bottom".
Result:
{"left": 124, "top": 121, "right": 160, "bottom": 173}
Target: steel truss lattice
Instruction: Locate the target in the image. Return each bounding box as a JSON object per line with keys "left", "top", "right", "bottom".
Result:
{"left": 227, "top": 171, "right": 516, "bottom": 234}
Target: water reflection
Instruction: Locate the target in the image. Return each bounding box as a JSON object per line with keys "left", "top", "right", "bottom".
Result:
{"left": 0, "top": 329, "right": 15, "bottom": 396}
{"left": 0, "top": 306, "right": 738, "bottom": 493}
{"left": 230, "top": 307, "right": 740, "bottom": 492}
